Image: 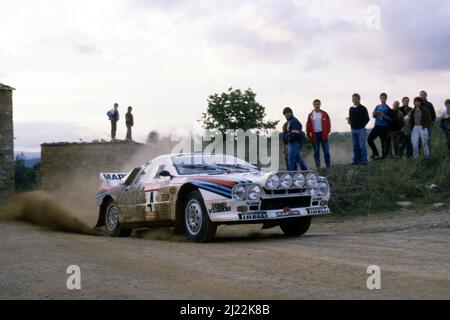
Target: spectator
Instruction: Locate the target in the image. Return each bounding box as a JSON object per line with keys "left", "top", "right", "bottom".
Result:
{"left": 388, "top": 101, "right": 405, "bottom": 157}
{"left": 368, "top": 93, "right": 392, "bottom": 159}
{"left": 283, "top": 107, "right": 308, "bottom": 171}
{"left": 306, "top": 99, "right": 331, "bottom": 169}
{"left": 125, "top": 106, "right": 134, "bottom": 141}
{"left": 440, "top": 99, "right": 450, "bottom": 154}
{"left": 420, "top": 90, "right": 437, "bottom": 153}
{"left": 399, "top": 97, "right": 413, "bottom": 158}
{"left": 407, "top": 97, "right": 432, "bottom": 159}
{"left": 107, "top": 103, "right": 119, "bottom": 140}
{"left": 348, "top": 93, "right": 370, "bottom": 165}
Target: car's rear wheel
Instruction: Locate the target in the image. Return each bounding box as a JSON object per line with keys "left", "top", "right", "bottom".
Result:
{"left": 184, "top": 191, "right": 217, "bottom": 243}
{"left": 280, "top": 216, "right": 312, "bottom": 237}
{"left": 104, "top": 200, "right": 132, "bottom": 237}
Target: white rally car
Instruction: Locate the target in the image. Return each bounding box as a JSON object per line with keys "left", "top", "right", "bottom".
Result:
{"left": 96, "top": 153, "right": 331, "bottom": 242}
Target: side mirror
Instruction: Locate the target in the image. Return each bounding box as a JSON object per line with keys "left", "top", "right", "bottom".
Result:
{"left": 159, "top": 170, "right": 173, "bottom": 179}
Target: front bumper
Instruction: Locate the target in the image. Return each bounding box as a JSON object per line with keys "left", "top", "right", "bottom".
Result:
{"left": 206, "top": 197, "right": 331, "bottom": 223}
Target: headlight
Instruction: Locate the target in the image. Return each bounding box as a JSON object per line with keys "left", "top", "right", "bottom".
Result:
{"left": 265, "top": 175, "right": 280, "bottom": 190}
{"left": 306, "top": 172, "right": 319, "bottom": 188}
{"left": 293, "top": 173, "right": 306, "bottom": 188}
{"left": 233, "top": 185, "right": 247, "bottom": 201}
{"left": 279, "top": 173, "right": 293, "bottom": 189}
{"left": 310, "top": 186, "right": 320, "bottom": 197}
{"left": 247, "top": 184, "right": 261, "bottom": 200}
{"left": 318, "top": 181, "right": 329, "bottom": 196}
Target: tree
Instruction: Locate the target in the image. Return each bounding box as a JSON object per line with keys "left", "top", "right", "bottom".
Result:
{"left": 14, "top": 154, "right": 40, "bottom": 192}
{"left": 201, "top": 88, "right": 279, "bottom": 134}
{"left": 146, "top": 130, "right": 160, "bottom": 143}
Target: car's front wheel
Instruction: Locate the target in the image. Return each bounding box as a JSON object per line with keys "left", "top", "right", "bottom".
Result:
{"left": 184, "top": 191, "right": 217, "bottom": 243}
{"left": 104, "top": 200, "right": 132, "bottom": 237}
{"left": 280, "top": 216, "right": 312, "bottom": 237}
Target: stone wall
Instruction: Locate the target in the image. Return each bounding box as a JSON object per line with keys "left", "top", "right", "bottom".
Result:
{"left": 40, "top": 141, "right": 145, "bottom": 191}
{"left": 0, "top": 84, "right": 14, "bottom": 204}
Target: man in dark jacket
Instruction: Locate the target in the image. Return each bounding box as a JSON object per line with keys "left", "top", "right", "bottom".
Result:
{"left": 348, "top": 93, "right": 370, "bottom": 165}
{"left": 407, "top": 97, "right": 432, "bottom": 159}
{"left": 399, "top": 97, "right": 413, "bottom": 158}
{"left": 441, "top": 99, "right": 450, "bottom": 153}
{"left": 125, "top": 106, "right": 134, "bottom": 141}
{"left": 108, "top": 103, "right": 119, "bottom": 140}
{"left": 283, "top": 107, "right": 308, "bottom": 171}
{"left": 420, "top": 90, "right": 436, "bottom": 153}
{"left": 388, "top": 101, "right": 405, "bottom": 157}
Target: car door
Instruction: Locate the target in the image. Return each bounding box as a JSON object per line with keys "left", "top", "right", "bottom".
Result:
{"left": 118, "top": 163, "right": 152, "bottom": 224}
{"left": 142, "top": 160, "right": 173, "bottom": 221}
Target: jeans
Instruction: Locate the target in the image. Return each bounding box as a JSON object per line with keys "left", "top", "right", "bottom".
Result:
{"left": 399, "top": 132, "right": 413, "bottom": 158}
{"left": 111, "top": 120, "right": 117, "bottom": 139}
{"left": 351, "top": 128, "right": 368, "bottom": 164}
{"left": 411, "top": 126, "right": 430, "bottom": 159}
{"left": 287, "top": 142, "right": 308, "bottom": 171}
{"left": 368, "top": 125, "right": 388, "bottom": 158}
{"left": 445, "top": 130, "right": 450, "bottom": 152}
{"left": 126, "top": 125, "right": 133, "bottom": 140}
{"left": 428, "top": 127, "right": 433, "bottom": 154}
{"left": 313, "top": 132, "right": 331, "bottom": 169}
{"left": 389, "top": 130, "right": 402, "bottom": 157}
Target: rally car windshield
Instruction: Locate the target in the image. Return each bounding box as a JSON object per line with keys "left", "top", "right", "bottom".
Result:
{"left": 172, "top": 155, "right": 258, "bottom": 175}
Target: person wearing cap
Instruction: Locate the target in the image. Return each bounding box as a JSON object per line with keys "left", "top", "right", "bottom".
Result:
{"left": 306, "top": 99, "right": 331, "bottom": 169}
{"left": 283, "top": 107, "right": 308, "bottom": 171}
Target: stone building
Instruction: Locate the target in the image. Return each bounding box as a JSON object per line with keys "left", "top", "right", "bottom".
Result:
{"left": 40, "top": 141, "right": 145, "bottom": 191}
{"left": 0, "top": 83, "right": 15, "bottom": 204}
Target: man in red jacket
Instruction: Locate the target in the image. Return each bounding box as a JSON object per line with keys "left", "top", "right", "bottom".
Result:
{"left": 306, "top": 99, "right": 332, "bottom": 169}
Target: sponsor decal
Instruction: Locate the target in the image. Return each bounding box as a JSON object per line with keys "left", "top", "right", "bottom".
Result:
{"left": 307, "top": 207, "right": 330, "bottom": 215}
{"left": 275, "top": 208, "right": 302, "bottom": 218}
{"left": 102, "top": 173, "right": 126, "bottom": 181}
{"left": 208, "top": 203, "right": 232, "bottom": 214}
{"left": 238, "top": 213, "right": 268, "bottom": 221}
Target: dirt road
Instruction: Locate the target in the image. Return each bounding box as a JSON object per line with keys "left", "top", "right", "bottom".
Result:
{"left": 1, "top": 210, "right": 449, "bottom": 299}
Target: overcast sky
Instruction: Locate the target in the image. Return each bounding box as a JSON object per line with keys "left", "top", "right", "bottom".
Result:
{"left": 1, "top": 0, "right": 449, "bottom": 153}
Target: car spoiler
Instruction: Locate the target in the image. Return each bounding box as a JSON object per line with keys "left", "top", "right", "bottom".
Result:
{"left": 99, "top": 172, "right": 127, "bottom": 187}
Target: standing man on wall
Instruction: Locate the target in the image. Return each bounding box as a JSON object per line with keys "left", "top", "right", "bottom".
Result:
{"left": 348, "top": 93, "right": 370, "bottom": 165}
{"left": 125, "top": 106, "right": 134, "bottom": 141}
{"left": 306, "top": 99, "right": 331, "bottom": 170}
{"left": 107, "top": 103, "right": 120, "bottom": 140}
{"left": 283, "top": 107, "right": 308, "bottom": 171}
{"left": 368, "top": 93, "right": 392, "bottom": 159}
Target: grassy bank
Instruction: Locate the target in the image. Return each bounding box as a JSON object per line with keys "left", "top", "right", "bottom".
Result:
{"left": 327, "top": 126, "right": 449, "bottom": 216}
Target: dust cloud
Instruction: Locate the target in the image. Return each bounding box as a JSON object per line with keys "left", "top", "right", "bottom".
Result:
{"left": 0, "top": 191, "right": 95, "bottom": 234}
{"left": 0, "top": 139, "right": 177, "bottom": 236}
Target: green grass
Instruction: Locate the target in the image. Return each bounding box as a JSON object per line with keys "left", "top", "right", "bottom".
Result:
{"left": 327, "top": 126, "right": 450, "bottom": 217}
